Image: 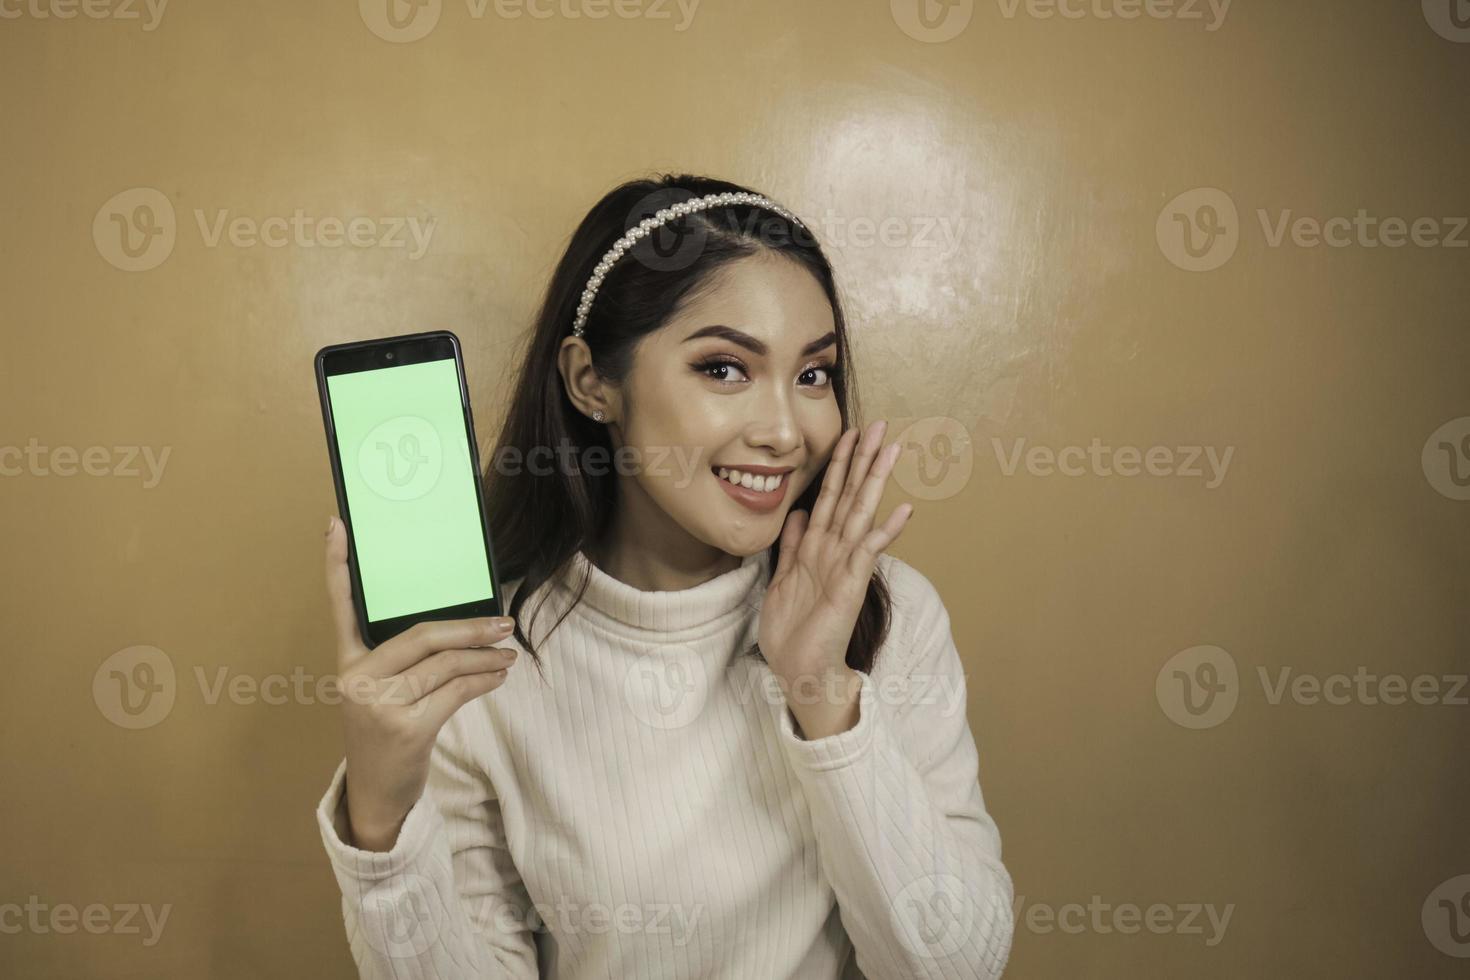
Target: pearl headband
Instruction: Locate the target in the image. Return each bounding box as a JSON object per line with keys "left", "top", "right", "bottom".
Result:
{"left": 571, "top": 191, "right": 807, "bottom": 338}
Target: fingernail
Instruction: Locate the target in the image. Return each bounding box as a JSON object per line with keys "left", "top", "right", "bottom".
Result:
{"left": 495, "top": 617, "right": 515, "bottom": 629}
{"left": 325, "top": 515, "right": 335, "bottom": 536}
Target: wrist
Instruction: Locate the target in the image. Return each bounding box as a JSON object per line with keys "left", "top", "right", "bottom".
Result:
{"left": 346, "top": 808, "right": 408, "bottom": 852}
{"left": 342, "top": 776, "right": 411, "bottom": 852}
{"left": 772, "top": 660, "right": 856, "bottom": 696}
{"left": 778, "top": 665, "right": 862, "bottom": 740}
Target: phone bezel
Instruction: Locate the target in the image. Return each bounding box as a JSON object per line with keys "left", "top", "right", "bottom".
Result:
{"left": 314, "top": 329, "right": 504, "bottom": 649}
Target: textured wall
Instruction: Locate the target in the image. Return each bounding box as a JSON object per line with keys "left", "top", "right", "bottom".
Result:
{"left": 1, "top": 0, "right": 1466, "bottom": 976}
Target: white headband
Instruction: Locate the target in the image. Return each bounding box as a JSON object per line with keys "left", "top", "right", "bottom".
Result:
{"left": 571, "top": 190, "right": 807, "bottom": 338}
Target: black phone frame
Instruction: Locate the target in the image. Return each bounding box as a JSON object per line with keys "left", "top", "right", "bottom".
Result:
{"left": 314, "top": 330, "right": 504, "bottom": 648}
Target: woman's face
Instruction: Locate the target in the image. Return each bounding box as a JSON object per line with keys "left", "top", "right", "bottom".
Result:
{"left": 614, "top": 252, "right": 844, "bottom": 558}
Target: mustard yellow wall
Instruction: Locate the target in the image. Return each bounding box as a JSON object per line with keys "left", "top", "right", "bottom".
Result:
{"left": 2, "top": 0, "right": 1467, "bottom": 976}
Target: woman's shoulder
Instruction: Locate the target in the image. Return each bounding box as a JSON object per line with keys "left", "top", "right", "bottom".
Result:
{"left": 873, "top": 551, "right": 953, "bottom": 670}
{"left": 498, "top": 561, "right": 560, "bottom": 610}
{"left": 876, "top": 551, "right": 948, "bottom": 624}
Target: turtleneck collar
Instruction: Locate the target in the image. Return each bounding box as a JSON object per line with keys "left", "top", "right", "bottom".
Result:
{"left": 557, "top": 548, "right": 772, "bottom": 636}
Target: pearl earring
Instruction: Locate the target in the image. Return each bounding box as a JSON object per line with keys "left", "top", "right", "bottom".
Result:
{"left": 592, "top": 410, "right": 606, "bottom": 423}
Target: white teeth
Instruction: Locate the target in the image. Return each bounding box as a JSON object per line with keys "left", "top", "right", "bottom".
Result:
{"left": 716, "top": 468, "right": 785, "bottom": 492}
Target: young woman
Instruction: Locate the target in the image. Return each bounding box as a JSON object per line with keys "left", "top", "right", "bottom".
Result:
{"left": 314, "top": 174, "right": 1015, "bottom": 978}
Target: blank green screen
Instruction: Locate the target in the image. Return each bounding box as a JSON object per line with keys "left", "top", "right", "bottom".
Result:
{"left": 326, "top": 358, "right": 493, "bottom": 621}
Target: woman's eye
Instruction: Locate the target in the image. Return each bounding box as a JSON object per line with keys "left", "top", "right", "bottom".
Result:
{"left": 697, "top": 359, "right": 749, "bottom": 383}
{"left": 694, "top": 358, "right": 835, "bottom": 387}
{"left": 800, "top": 365, "right": 833, "bottom": 388}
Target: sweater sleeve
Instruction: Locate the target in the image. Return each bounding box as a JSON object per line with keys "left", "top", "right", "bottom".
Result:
{"left": 315, "top": 706, "right": 541, "bottom": 979}
{"left": 774, "top": 558, "right": 1016, "bottom": 979}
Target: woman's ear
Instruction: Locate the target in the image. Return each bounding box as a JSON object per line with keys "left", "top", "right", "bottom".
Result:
{"left": 557, "top": 336, "right": 619, "bottom": 424}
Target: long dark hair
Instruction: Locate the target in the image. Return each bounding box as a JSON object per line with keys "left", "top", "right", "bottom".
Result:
{"left": 483, "top": 173, "right": 893, "bottom": 679}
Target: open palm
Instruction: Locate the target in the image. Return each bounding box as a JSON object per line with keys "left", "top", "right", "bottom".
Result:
{"left": 759, "top": 420, "right": 913, "bottom": 686}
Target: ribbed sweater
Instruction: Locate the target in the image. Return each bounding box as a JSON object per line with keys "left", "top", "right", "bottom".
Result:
{"left": 315, "top": 548, "right": 1015, "bottom": 979}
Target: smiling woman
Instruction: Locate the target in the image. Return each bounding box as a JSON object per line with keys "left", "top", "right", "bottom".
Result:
{"left": 478, "top": 178, "right": 873, "bottom": 645}
{"left": 561, "top": 251, "right": 847, "bottom": 562}
{"left": 313, "top": 173, "right": 1015, "bottom": 978}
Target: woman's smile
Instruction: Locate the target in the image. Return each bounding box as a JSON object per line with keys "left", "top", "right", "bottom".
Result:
{"left": 712, "top": 463, "right": 792, "bottom": 512}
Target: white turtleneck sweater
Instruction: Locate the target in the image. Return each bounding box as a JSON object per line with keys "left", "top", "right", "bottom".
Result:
{"left": 315, "top": 548, "right": 1015, "bottom": 979}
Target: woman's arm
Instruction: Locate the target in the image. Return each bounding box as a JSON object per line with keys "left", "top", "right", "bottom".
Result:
{"left": 316, "top": 705, "right": 541, "bottom": 979}
{"left": 775, "top": 557, "right": 1016, "bottom": 979}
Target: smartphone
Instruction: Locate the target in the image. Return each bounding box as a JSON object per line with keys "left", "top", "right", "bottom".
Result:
{"left": 314, "top": 330, "right": 502, "bottom": 648}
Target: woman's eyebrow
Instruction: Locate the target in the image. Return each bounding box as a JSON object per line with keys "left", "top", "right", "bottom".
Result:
{"left": 683, "top": 324, "right": 837, "bottom": 358}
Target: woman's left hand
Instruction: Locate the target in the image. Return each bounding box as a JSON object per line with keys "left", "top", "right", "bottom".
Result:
{"left": 759, "top": 420, "right": 913, "bottom": 736}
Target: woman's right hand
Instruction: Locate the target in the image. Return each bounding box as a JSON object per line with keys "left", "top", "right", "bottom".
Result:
{"left": 323, "top": 515, "right": 519, "bottom": 852}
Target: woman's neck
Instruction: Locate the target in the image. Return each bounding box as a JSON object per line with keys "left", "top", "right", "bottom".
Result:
{"left": 589, "top": 522, "right": 742, "bottom": 594}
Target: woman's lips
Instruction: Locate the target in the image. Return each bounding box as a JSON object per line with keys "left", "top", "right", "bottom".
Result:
{"left": 713, "top": 467, "right": 789, "bottom": 513}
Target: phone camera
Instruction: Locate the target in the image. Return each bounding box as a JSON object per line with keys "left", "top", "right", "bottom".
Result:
{"left": 385, "top": 352, "right": 395, "bottom": 360}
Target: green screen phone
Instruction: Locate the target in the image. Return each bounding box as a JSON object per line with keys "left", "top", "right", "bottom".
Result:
{"left": 315, "top": 331, "right": 501, "bottom": 647}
